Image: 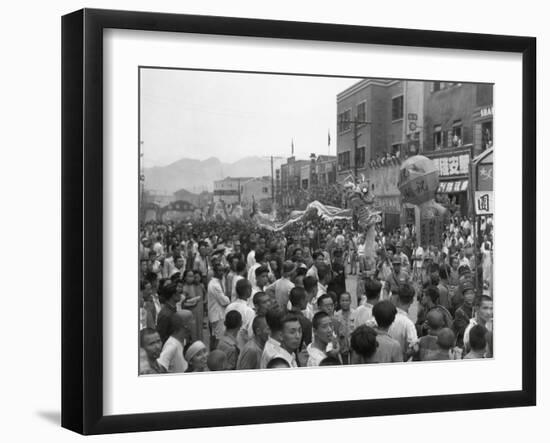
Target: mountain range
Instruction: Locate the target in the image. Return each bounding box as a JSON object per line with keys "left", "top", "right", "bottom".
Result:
{"left": 143, "top": 156, "right": 285, "bottom": 193}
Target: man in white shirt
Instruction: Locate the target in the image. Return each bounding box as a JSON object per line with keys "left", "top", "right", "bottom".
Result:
{"left": 463, "top": 295, "right": 493, "bottom": 354}
{"left": 355, "top": 278, "right": 381, "bottom": 326}
{"left": 230, "top": 260, "right": 247, "bottom": 301}
{"left": 207, "top": 263, "right": 230, "bottom": 350}
{"left": 388, "top": 283, "right": 418, "bottom": 361}
{"left": 315, "top": 263, "right": 331, "bottom": 303}
{"left": 157, "top": 310, "right": 194, "bottom": 373}
{"left": 226, "top": 279, "right": 256, "bottom": 349}
{"left": 265, "top": 260, "right": 296, "bottom": 311}
{"left": 302, "top": 276, "right": 318, "bottom": 320}
{"left": 193, "top": 242, "right": 211, "bottom": 277}
{"left": 261, "top": 309, "right": 301, "bottom": 368}
{"left": 306, "top": 252, "right": 325, "bottom": 280}
{"left": 307, "top": 311, "right": 339, "bottom": 366}
{"left": 247, "top": 242, "right": 257, "bottom": 271}
{"left": 251, "top": 265, "right": 270, "bottom": 303}
{"left": 248, "top": 249, "right": 265, "bottom": 288}
{"left": 152, "top": 235, "right": 164, "bottom": 259}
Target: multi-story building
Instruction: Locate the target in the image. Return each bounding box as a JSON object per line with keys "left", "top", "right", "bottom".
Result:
{"left": 336, "top": 79, "right": 427, "bottom": 182}
{"left": 213, "top": 177, "right": 253, "bottom": 205}
{"left": 278, "top": 156, "right": 309, "bottom": 209}
{"left": 423, "top": 82, "right": 494, "bottom": 215}
{"left": 336, "top": 79, "right": 427, "bottom": 226}
{"left": 336, "top": 79, "right": 493, "bottom": 220}
{"left": 213, "top": 176, "right": 272, "bottom": 210}
{"left": 276, "top": 154, "right": 338, "bottom": 210}
{"left": 241, "top": 176, "right": 272, "bottom": 209}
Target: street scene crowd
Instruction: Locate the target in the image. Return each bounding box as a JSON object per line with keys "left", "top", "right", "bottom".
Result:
{"left": 139, "top": 214, "right": 494, "bottom": 374}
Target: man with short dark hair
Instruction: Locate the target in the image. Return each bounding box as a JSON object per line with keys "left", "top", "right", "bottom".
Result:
{"left": 369, "top": 300, "right": 403, "bottom": 363}
{"left": 139, "top": 328, "right": 166, "bottom": 374}
{"left": 307, "top": 311, "right": 340, "bottom": 366}
{"left": 216, "top": 310, "right": 242, "bottom": 369}
{"left": 251, "top": 265, "right": 270, "bottom": 300}
{"left": 248, "top": 250, "right": 270, "bottom": 288}
{"left": 388, "top": 283, "right": 418, "bottom": 360}
{"left": 225, "top": 278, "right": 255, "bottom": 349}
{"left": 302, "top": 275, "right": 318, "bottom": 320}
{"left": 260, "top": 309, "right": 301, "bottom": 368}
{"left": 265, "top": 260, "right": 296, "bottom": 311}
{"left": 350, "top": 325, "right": 379, "bottom": 364}
{"left": 419, "top": 285, "right": 453, "bottom": 333}
{"left": 464, "top": 324, "right": 488, "bottom": 359}
{"left": 157, "top": 310, "right": 195, "bottom": 373}
{"left": 207, "top": 263, "right": 230, "bottom": 350}
{"left": 453, "top": 280, "right": 476, "bottom": 347}
{"left": 316, "top": 263, "right": 332, "bottom": 302}
{"left": 422, "top": 328, "right": 457, "bottom": 361}
{"left": 156, "top": 283, "right": 181, "bottom": 344}
{"left": 229, "top": 260, "right": 247, "bottom": 302}
{"left": 288, "top": 287, "right": 313, "bottom": 351}
{"left": 306, "top": 252, "right": 325, "bottom": 280}
{"left": 463, "top": 295, "right": 493, "bottom": 353}
{"left": 278, "top": 314, "right": 302, "bottom": 367}
{"left": 236, "top": 315, "right": 270, "bottom": 370}
{"left": 355, "top": 278, "right": 382, "bottom": 326}
{"left": 260, "top": 308, "right": 285, "bottom": 369}
{"left": 316, "top": 293, "right": 345, "bottom": 361}
{"left": 415, "top": 309, "right": 445, "bottom": 361}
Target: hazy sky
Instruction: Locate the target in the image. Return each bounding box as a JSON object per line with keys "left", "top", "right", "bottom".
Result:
{"left": 140, "top": 68, "right": 359, "bottom": 167}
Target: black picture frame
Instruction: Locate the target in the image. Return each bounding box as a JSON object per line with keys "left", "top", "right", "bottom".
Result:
{"left": 61, "top": 8, "right": 536, "bottom": 435}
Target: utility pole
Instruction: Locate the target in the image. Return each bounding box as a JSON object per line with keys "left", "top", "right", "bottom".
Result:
{"left": 263, "top": 155, "right": 285, "bottom": 205}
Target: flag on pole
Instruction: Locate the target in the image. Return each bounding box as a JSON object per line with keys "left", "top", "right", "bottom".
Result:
{"left": 291, "top": 138, "right": 294, "bottom": 155}
{"left": 328, "top": 130, "right": 331, "bottom": 146}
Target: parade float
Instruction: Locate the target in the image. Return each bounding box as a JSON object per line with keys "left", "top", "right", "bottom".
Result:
{"left": 397, "top": 155, "right": 448, "bottom": 247}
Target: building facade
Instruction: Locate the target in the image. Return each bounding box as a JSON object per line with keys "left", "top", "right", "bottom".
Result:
{"left": 241, "top": 176, "right": 272, "bottom": 209}
{"left": 423, "top": 82, "right": 494, "bottom": 215}
{"left": 278, "top": 156, "right": 309, "bottom": 209}
{"left": 213, "top": 177, "right": 252, "bottom": 205}
{"left": 336, "top": 79, "right": 493, "bottom": 220}
{"left": 213, "top": 176, "right": 272, "bottom": 210}
{"left": 336, "top": 79, "right": 427, "bottom": 224}
{"left": 276, "top": 154, "right": 338, "bottom": 211}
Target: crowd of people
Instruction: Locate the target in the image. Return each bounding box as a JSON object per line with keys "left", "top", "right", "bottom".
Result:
{"left": 139, "top": 213, "right": 494, "bottom": 374}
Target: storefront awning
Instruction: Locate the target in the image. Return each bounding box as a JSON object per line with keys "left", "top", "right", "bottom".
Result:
{"left": 437, "top": 180, "right": 468, "bottom": 193}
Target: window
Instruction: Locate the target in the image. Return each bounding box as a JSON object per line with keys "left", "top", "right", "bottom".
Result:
{"left": 433, "top": 82, "right": 441, "bottom": 92}
{"left": 338, "top": 151, "right": 351, "bottom": 170}
{"left": 356, "top": 146, "right": 366, "bottom": 168}
{"left": 338, "top": 109, "right": 351, "bottom": 133}
{"left": 262, "top": 187, "right": 269, "bottom": 194}
{"left": 452, "top": 121, "right": 462, "bottom": 146}
{"left": 433, "top": 125, "right": 442, "bottom": 150}
{"left": 482, "top": 121, "right": 493, "bottom": 151}
{"left": 356, "top": 102, "right": 366, "bottom": 124}
{"left": 392, "top": 95, "right": 404, "bottom": 120}
{"left": 302, "top": 179, "right": 309, "bottom": 190}
{"left": 391, "top": 143, "right": 402, "bottom": 156}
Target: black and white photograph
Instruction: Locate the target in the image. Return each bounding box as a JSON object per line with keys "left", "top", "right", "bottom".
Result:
{"left": 138, "top": 68, "right": 495, "bottom": 375}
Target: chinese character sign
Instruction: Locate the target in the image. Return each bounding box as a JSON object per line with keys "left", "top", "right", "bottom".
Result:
{"left": 435, "top": 154, "right": 469, "bottom": 177}
{"left": 475, "top": 191, "right": 494, "bottom": 215}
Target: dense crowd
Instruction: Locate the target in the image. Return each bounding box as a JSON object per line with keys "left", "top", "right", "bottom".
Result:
{"left": 138, "top": 214, "right": 494, "bottom": 374}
